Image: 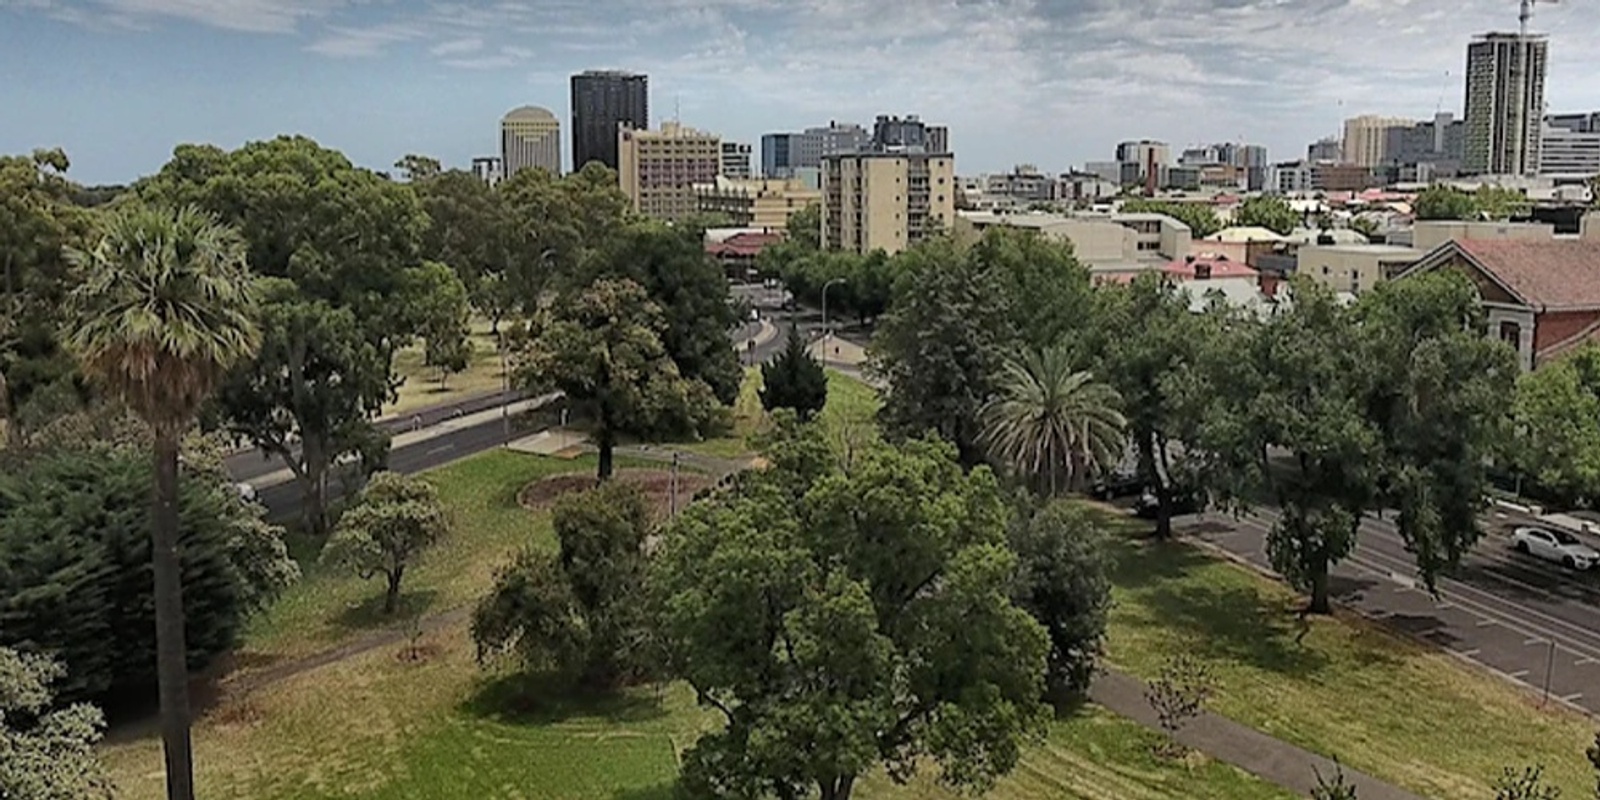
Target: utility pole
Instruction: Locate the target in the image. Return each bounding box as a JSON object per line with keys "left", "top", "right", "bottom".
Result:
{"left": 820, "top": 277, "right": 846, "bottom": 366}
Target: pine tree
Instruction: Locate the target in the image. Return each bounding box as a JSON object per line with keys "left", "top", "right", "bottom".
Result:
{"left": 760, "top": 323, "right": 828, "bottom": 421}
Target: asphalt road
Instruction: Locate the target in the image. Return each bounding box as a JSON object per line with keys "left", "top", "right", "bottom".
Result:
{"left": 1182, "top": 508, "right": 1600, "bottom": 714}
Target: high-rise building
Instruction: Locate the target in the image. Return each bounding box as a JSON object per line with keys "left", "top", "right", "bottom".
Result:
{"left": 1463, "top": 32, "right": 1548, "bottom": 175}
{"left": 795, "top": 122, "right": 870, "bottom": 169}
{"left": 761, "top": 132, "right": 798, "bottom": 178}
{"left": 822, "top": 115, "right": 954, "bottom": 255}
{"left": 720, "top": 142, "right": 752, "bottom": 179}
{"left": 1342, "top": 115, "right": 1414, "bottom": 167}
{"left": 500, "top": 106, "right": 561, "bottom": 178}
{"left": 570, "top": 70, "right": 648, "bottom": 172}
{"left": 1538, "top": 123, "right": 1600, "bottom": 175}
{"left": 617, "top": 121, "right": 721, "bottom": 222}
{"left": 927, "top": 125, "right": 949, "bottom": 154}
{"left": 470, "top": 156, "right": 503, "bottom": 186}
{"left": 1548, "top": 112, "right": 1600, "bottom": 134}
{"left": 1307, "top": 136, "right": 1342, "bottom": 162}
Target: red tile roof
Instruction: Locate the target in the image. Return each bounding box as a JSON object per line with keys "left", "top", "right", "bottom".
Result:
{"left": 1456, "top": 239, "right": 1600, "bottom": 310}
{"left": 1162, "top": 255, "right": 1259, "bottom": 280}
{"left": 706, "top": 231, "right": 784, "bottom": 258}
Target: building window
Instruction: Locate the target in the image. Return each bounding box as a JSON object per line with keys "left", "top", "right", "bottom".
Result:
{"left": 1499, "top": 321, "right": 1521, "bottom": 347}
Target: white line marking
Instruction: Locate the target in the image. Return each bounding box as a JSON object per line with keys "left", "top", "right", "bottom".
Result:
{"left": 1561, "top": 693, "right": 1584, "bottom": 702}
{"left": 1577, "top": 658, "right": 1598, "bottom": 666}
{"left": 1509, "top": 670, "right": 1530, "bottom": 678}
{"left": 1477, "top": 619, "right": 1498, "bottom": 628}
{"left": 1455, "top": 648, "right": 1481, "bottom": 657}
{"left": 1524, "top": 637, "right": 1547, "bottom": 646}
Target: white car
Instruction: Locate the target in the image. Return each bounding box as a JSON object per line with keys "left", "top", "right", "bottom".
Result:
{"left": 236, "top": 482, "right": 259, "bottom": 503}
{"left": 1510, "top": 526, "right": 1599, "bottom": 570}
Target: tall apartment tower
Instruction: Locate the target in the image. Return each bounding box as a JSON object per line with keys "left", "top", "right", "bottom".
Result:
{"left": 761, "top": 133, "right": 797, "bottom": 178}
{"left": 822, "top": 115, "right": 954, "bottom": 255}
{"left": 1342, "top": 115, "right": 1413, "bottom": 167}
{"left": 1463, "top": 33, "right": 1548, "bottom": 175}
{"left": 618, "top": 121, "right": 721, "bottom": 222}
{"left": 500, "top": 106, "right": 561, "bottom": 178}
{"left": 570, "top": 70, "right": 648, "bottom": 172}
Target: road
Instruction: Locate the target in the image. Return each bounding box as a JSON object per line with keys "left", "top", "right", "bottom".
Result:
{"left": 1184, "top": 507, "right": 1600, "bottom": 715}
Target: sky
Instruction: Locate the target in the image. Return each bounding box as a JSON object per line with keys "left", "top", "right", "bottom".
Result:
{"left": 3, "top": 0, "right": 1600, "bottom": 186}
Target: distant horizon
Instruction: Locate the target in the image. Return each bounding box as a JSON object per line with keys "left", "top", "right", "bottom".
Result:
{"left": 4, "top": 0, "right": 1599, "bottom": 186}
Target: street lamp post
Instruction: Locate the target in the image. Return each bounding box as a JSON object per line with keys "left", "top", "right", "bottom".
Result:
{"left": 499, "top": 331, "right": 511, "bottom": 448}
{"left": 820, "top": 277, "right": 846, "bottom": 366}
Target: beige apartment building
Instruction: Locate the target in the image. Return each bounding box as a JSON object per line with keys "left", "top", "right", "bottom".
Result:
{"left": 618, "top": 121, "right": 722, "bottom": 222}
{"left": 822, "top": 151, "right": 955, "bottom": 254}
{"left": 1343, "top": 115, "right": 1413, "bottom": 168}
{"left": 694, "top": 176, "right": 820, "bottom": 231}
{"left": 1407, "top": 219, "right": 1554, "bottom": 252}
{"left": 1297, "top": 243, "right": 1426, "bottom": 295}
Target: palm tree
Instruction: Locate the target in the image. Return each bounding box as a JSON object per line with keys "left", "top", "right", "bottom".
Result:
{"left": 65, "top": 205, "right": 260, "bottom": 800}
{"left": 980, "top": 345, "right": 1127, "bottom": 496}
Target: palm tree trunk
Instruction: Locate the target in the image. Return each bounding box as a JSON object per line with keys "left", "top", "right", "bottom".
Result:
{"left": 152, "top": 428, "right": 195, "bottom": 800}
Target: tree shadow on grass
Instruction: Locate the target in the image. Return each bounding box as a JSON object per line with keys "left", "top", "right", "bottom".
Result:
{"left": 331, "top": 588, "right": 441, "bottom": 634}
{"left": 612, "top": 782, "right": 679, "bottom": 800}
{"left": 461, "top": 670, "right": 671, "bottom": 727}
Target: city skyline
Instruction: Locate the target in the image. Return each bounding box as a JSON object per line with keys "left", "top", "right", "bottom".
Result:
{"left": 3, "top": 0, "right": 1600, "bottom": 185}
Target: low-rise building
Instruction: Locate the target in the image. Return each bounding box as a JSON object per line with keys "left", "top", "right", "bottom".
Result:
{"left": 1111, "top": 212, "right": 1193, "bottom": 260}
{"left": 1405, "top": 219, "right": 1555, "bottom": 251}
{"left": 706, "top": 230, "right": 785, "bottom": 279}
{"left": 1399, "top": 235, "right": 1600, "bottom": 370}
{"left": 958, "top": 211, "right": 1140, "bottom": 265}
{"left": 1297, "top": 243, "right": 1426, "bottom": 295}
{"left": 695, "top": 176, "right": 821, "bottom": 231}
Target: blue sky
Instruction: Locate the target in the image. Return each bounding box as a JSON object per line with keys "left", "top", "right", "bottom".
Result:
{"left": 3, "top": 0, "right": 1599, "bottom": 185}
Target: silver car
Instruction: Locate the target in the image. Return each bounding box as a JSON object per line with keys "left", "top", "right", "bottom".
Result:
{"left": 1511, "top": 526, "right": 1599, "bottom": 570}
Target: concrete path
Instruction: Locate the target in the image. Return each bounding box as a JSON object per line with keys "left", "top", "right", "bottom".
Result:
{"left": 1089, "top": 669, "right": 1425, "bottom": 800}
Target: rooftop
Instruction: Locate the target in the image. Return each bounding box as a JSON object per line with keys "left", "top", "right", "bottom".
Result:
{"left": 1206, "top": 226, "right": 1287, "bottom": 243}
{"left": 1455, "top": 239, "right": 1600, "bottom": 309}
{"left": 1164, "top": 255, "right": 1259, "bottom": 280}
{"left": 1300, "top": 243, "right": 1426, "bottom": 257}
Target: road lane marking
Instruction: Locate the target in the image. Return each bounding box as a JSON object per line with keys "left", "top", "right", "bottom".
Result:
{"left": 426, "top": 445, "right": 454, "bottom": 456}
{"left": 1523, "top": 637, "right": 1546, "bottom": 646}
{"left": 1455, "top": 648, "right": 1481, "bottom": 657}
{"left": 1509, "top": 670, "right": 1530, "bottom": 678}
{"left": 1477, "top": 619, "right": 1498, "bottom": 628}
{"left": 1577, "top": 657, "right": 1598, "bottom": 666}
{"left": 1562, "top": 694, "right": 1584, "bottom": 702}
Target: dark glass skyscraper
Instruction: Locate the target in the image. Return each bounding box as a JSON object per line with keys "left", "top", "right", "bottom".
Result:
{"left": 570, "top": 70, "right": 648, "bottom": 172}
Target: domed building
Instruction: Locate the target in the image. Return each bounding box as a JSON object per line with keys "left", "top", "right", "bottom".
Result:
{"left": 501, "top": 105, "right": 561, "bottom": 178}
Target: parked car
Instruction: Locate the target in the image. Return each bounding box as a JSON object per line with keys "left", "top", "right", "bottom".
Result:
{"left": 236, "top": 482, "right": 258, "bottom": 503}
{"left": 1510, "top": 526, "right": 1598, "bottom": 570}
{"left": 1134, "top": 486, "right": 1205, "bottom": 519}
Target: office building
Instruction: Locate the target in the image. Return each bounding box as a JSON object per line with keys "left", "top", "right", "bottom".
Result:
{"left": 1463, "top": 32, "right": 1548, "bottom": 175}
{"left": 694, "top": 176, "right": 821, "bottom": 230}
{"left": 1307, "top": 136, "right": 1342, "bottom": 162}
{"left": 1538, "top": 124, "right": 1600, "bottom": 175}
{"left": 927, "top": 125, "right": 950, "bottom": 155}
{"left": 500, "top": 106, "right": 561, "bottom": 178}
{"left": 1311, "top": 163, "right": 1375, "bottom": 192}
{"left": 984, "top": 165, "right": 1054, "bottom": 203}
{"left": 1268, "top": 161, "right": 1313, "bottom": 194}
{"left": 1115, "top": 139, "right": 1169, "bottom": 188}
{"left": 720, "top": 141, "right": 752, "bottom": 179}
{"left": 761, "top": 132, "right": 798, "bottom": 177}
{"left": 795, "top": 122, "right": 870, "bottom": 170}
{"left": 1342, "top": 115, "right": 1413, "bottom": 167}
{"left": 570, "top": 70, "right": 648, "bottom": 172}
{"left": 1548, "top": 112, "right": 1600, "bottom": 133}
{"left": 617, "top": 121, "right": 721, "bottom": 222}
{"left": 1384, "top": 112, "right": 1466, "bottom": 173}
{"left": 470, "top": 156, "right": 503, "bottom": 186}
{"left": 822, "top": 115, "right": 954, "bottom": 255}
{"left": 1084, "top": 161, "right": 1122, "bottom": 184}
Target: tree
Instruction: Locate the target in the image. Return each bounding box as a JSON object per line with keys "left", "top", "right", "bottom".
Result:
{"left": 139, "top": 137, "right": 437, "bottom": 535}
{"left": 1205, "top": 279, "right": 1380, "bottom": 614}
{"left": 408, "top": 261, "right": 473, "bottom": 388}
{"left": 393, "top": 153, "right": 442, "bottom": 182}
{"left": 1009, "top": 500, "right": 1113, "bottom": 703}
{"left": 870, "top": 237, "right": 1017, "bottom": 464}
{"left": 1413, "top": 185, "right": 1478, "bottom": 221}
{"left": 518, "top": 278, "right": 716, "bottom": 480}
{"left": 786, "top": 201, "right": 821, "bottom": 251}
{"left": 1143, "top": 653, "right": 1213, "bottom": 758}
{"left": 1121, "top": 199, "right": 1222, "bottom": 238}
{"left": 412, "top": 170, "right": 520, "bottom": 330}
{"left": 0, "top": 443, "right": 297, "bottom": 704}
{"left": 0, "top": 647, "right": 113, "bottom": 800}
{"left": 1475, "top": 186, "right": 1532, "bottom": 221}
{"left": 1358, "top": 273, "right": 1517, "bottom": 590}
{"left": 321, "top": 471, "right": 448, "bottom": 615}
{"left": 1493, "top": 765, "right": 1561, "bottom": 800}
{"left": 1349, "top": 216, "right": 1380, "bottom": 239}
{"left": 63, "top": 204, "right": 261, "bottom": 800}
{"left": 980, "top": 346, "right": 1126, "bottom": 496}
{"left": 1311, "top": 759, "right": 1359, "bottom": 800}
{"left": 581, "top": 220, "right": 743, "bottom": 403}
{"left": 473, "top": 482, "right": 652, "bottom": 687}
{"left": 1233, "top": 195, "right": 1300, "bottom": 235}
{"left": 1586, "top": 730, "right": 1599, "bottom": 799}
{"left": 652, "top": 436, "right": 1049, "bottom": 800}
{"left": 1511, "top": 345, "right": 1600, "bottom": 505}
{"left": 759, "top": 323, "right": 828, "bottom": 421}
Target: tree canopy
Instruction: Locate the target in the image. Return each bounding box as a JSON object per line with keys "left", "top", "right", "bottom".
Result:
{"left": 1413, "top": 185, "right": 1479, "bottom": 221}
{"left": 1232, "top": 195, "right": 1300, "bottom": 235}
{"left": 652, "top": 431, "right": 1048, "bottom": 800}
{"left": 1511, "top": 344, "right": 1600, "bottom": 505}
{"left": 0, "top": 647, "right": 113, "bottom": 800}
{"left": 760, "top": 323, "right": 828, "bottom": 422}
{"left": 322, "top": 471, "right": 449, "bottom": 615}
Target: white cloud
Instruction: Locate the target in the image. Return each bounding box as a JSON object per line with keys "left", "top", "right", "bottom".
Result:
{"left": 304, "top": 20, "right": 423, "bottom": 58}
{"left": 429, "top": 36, "right": 482, "bottom": 56}
{"left": 87, "top": 0, "right": 345, "bottom": 33}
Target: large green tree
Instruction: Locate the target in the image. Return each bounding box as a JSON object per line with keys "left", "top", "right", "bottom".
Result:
{"left": 979, "top": 345, "right": 1126, "bottom": 496}
{"left": 321, "top": 471, "right": 449, "bottom": 615}
{"left": 1512, "top": 344, "right": 1600, "bottom": 505}
{"left": 1474, "top": 186, "right": 1532, "bottom": 221}
{"left": 1008, "top": 500, "right": 1113, "bottom": 703}
{"left": 1413, "top": 185, "right": 1478, "bottom": 221}
{"left": 517, "top": 278, "right": 717, "bottom": 480}
{"left": 580, "top": 220, "right": 743, "bottom": 403}
{"left": 652, "top": 432, "right": 1049, "bottom": 800}
{"left": 408, "top": 260, "right": 474, "bottom": 388}
{"left": 1358, "top": 272, "right": 1517, "bottom": 588}
{"left": 473, "top": 481, "right": 653, "bottom": 687}
{"left": 412, "top": 169, "right": 521, "bottom": 331}
{"left": 760, "top": 323, "right": 828, "bottom": 421}
{"left": 64, "top": 205, "right": 262, "bottom": 800}
{"left": 1232, "top": 195, "right": 1300, "bottom": 235}
{"left": 0, "top": 647, "right": 113, "bottom": 800}
{"left": 139, "top": 137, "right": 447, "bottom": 534}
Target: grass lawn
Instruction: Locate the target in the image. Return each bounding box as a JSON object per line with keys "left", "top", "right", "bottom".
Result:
{"left": 672, "top": 367, "right": 882, "bottom": 461}
{"left": 383, "top": 319, "right": 506, "bottom": 418}
{"left": 1099, "top": 508, "right": 1599, "bottom": 798}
